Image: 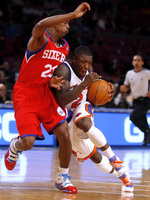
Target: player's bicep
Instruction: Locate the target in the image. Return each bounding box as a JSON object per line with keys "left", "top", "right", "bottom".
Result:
{"left": 54, "top": 64, "right": 69, "bottom": 81}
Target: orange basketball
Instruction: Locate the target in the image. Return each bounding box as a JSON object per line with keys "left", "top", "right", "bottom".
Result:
{"left": 87, "top": 79, "right": 111, "bottom": 106}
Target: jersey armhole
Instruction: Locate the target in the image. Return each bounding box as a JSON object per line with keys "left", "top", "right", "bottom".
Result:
{"left": 61, "top": 61, "right": 71, "bottom": 82}
{"left": 26, "top": 34, "right": 49, "bottom": 61}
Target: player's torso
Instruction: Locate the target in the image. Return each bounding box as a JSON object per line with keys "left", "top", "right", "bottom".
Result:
{"left": 17, "top": 31, "right": 69, "bottom": 86}
{"left": 64, "top": 61, "right": 89, "bottom": 111}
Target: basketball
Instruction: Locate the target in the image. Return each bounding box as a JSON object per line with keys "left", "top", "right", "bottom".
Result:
{"left": 87, "top": 79, "right": 111, "bottom": 106}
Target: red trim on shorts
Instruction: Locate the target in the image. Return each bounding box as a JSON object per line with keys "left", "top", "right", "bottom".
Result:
{"left": 72, "top": 145, "right": 97, "bottom": 163}
{"left": 74, "top": 115, "right": 91, "bottom": 126}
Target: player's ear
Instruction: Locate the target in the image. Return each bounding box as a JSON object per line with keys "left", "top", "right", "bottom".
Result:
{"left": 131, "top": 60, "right": 134, "bottom": 66}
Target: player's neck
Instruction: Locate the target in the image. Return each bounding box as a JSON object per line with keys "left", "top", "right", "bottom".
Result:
{"left": 47, "top": 28, "right": 60, "bottom": 45}
{"left": 134, "top": 66, "right": 143, "bottom": 72}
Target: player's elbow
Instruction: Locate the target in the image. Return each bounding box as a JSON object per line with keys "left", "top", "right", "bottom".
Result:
{"left": 32, "top": 22, "right": 44, "bottom": 37}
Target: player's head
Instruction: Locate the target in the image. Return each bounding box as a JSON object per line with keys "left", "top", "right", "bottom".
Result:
{"left": 47, "top": 9, "right": 66, "bottom": 17}
{"left": 0, "top": 83, "right": 6, "bottom": 96}
{"left": 72, "top": 46, "right": 93, "bottom": 78}
{"left": 132, "top": 54, "right": 144, "bottom": 70}
{"left": 74, "top": 46, "right": 93, "bottom": 58}
{"left": 47, "top": 9, "right": 70, "bottom": 38}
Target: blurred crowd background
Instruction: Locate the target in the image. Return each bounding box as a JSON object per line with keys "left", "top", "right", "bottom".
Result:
{"left": 0, "top": 0, "right": 150, "bottom": 108}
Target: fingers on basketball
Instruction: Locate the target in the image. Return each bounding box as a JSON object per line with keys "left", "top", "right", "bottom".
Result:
{"left": 87, "top": 80, "right": 111, "bottom": 106}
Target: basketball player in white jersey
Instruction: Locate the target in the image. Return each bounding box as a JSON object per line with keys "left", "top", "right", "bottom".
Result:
{"left": 53, "top": 46, "right": 134, "bottom": 192}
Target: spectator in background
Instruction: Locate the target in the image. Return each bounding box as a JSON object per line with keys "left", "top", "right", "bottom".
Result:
{"left": 0, "top": 70, "right": 5, "bottom": 83}
{"left": 0, "top": 83, "right": 11, "bottom": 103}
{"left": 2, "top": 61, "right": 16, "bottom": 86}
{"left": 97, "top": 14, "right": 106, "bottom": 31}
{"left": 5, "top": 89, "right": 13, "bottom": 104}
{"left": 0, "top": 70, "right": 14, "bottom": 90}
{"left": 92, "top": 26, "right": 104, "bottom": 45}
{"left": 120, "top": 55, "right": 150, "bottom": 146}
{"left": 114, "top": 91, "right": 133, "bottom": 108}
{"left": 12, "top": 61, "right": 21, "bottom": 82}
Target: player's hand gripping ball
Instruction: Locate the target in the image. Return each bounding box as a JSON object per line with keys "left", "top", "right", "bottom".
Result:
{"left": 87, "top": 79, "right": 112, "bottom": 106}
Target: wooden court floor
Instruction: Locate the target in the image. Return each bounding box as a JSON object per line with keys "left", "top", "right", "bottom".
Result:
{"left": 0, "top": 146, "right": 150, "bottom": 200}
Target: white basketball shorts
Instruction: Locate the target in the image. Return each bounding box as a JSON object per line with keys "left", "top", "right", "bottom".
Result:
{"left": 68, "top": 101, "right": 97, "bottom": 163}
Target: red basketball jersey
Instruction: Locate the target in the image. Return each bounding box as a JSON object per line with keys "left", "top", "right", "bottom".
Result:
{"left": 17, "top": 30, "right": 69, "bottom": 86}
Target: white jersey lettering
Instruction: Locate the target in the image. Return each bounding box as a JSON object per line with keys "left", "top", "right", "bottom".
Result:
{"left": 42, "top": 50, "right": 65, "bottom": 62}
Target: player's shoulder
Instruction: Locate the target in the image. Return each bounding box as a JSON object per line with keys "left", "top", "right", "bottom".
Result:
{"left": 56, "top": 61, "right": 70, "bottom": 72}
{"left": 142, "top": 67, "right": 150, "bottom": 72}
{"left": 126, "top": 69, "right": 134, "bottom": 75}
{"left": 54, "top": 61, "right": 70, "bottom": 79}
{"left": 58, "top": 61, "right": 70, "bottom": 71}
{"left": 142, "top": 68, "right": 150, "bottom": 77}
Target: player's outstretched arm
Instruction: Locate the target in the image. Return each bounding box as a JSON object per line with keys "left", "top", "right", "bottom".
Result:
{"left": 32, "top": 2, "right": 90, "bottom": 38}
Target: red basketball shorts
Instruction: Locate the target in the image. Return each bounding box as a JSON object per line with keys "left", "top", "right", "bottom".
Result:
{"left": 13, "top": 82, "right": 69, "bottom": 139}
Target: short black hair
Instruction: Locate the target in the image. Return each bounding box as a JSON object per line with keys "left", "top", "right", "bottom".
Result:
{"left": 47, "top": 9, "right": 66, "bottom": 17}
{"left": 133, "top": 54, "right": 143, "bottom": 61}
{"left": 74, "top": 46, "right": 93, "bottom": 58}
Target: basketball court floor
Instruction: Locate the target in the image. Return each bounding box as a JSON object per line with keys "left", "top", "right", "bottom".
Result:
{"left": 0, "top": 146, "right": 150, "bottom": 200}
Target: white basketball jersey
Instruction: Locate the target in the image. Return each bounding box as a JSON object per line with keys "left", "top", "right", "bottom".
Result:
{"left": 63, "top": 61, "right": 89, "bottom": 111}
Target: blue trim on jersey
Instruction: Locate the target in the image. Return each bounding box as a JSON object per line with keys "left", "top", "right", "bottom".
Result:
{"left": 48, "top": 108, "right": 73, "bottom": 134}
{"left": 81, "top": 73, "right": 86, "bottom": 81}
{"left": 46, "top": 30, "right": 54, "bottom": 42}
{"left": 26, "top": 36, "right": 48, "bottom": 60}
{"left": 46, "top": 29, "right": 67, "bottom": 47}
{"left": 67, "top": 109, "right": 73, "bottom": 123}
{"left": 62, "top": 62, "right": 71, "bottom": 82}
{"left": 63, "top": 38, "right": 70, "bottom": 51}
{"left": 80, "top": 69, "right": 90, "bottom": 81}
{"left": 87, "top": 104, "right": 93, "bottom": 115}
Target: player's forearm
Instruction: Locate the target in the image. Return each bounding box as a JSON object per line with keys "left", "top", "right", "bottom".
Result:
{"left": 120, "top": 85, "right": 130, "bottom": 92}
{"left": 32, "top": 13, "right": 74, "bottom": 37}
{"left": 57, "top": 82, "right": 87, "bottom": 107}
{"left": 39, "top": 13, "right": 74, "bottom": 28}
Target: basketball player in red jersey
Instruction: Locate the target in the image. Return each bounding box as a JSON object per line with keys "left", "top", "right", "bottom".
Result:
{"left": 4, "top": 2, "right": 91, "bottom": 194}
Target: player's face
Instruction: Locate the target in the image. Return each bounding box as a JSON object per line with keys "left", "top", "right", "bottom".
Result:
{"left": 54, "top": 21, "right": 70, "bottom": 37}
{"left": 73, "top": 54, "right": 93, "bottom": 78}
{"left": 132, "top": 55, "right": 144, "bottom": 70}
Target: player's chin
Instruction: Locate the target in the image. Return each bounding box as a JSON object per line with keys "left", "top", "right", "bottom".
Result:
{"left": 62, "top": 31, "right": 69, "bottom": 37}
